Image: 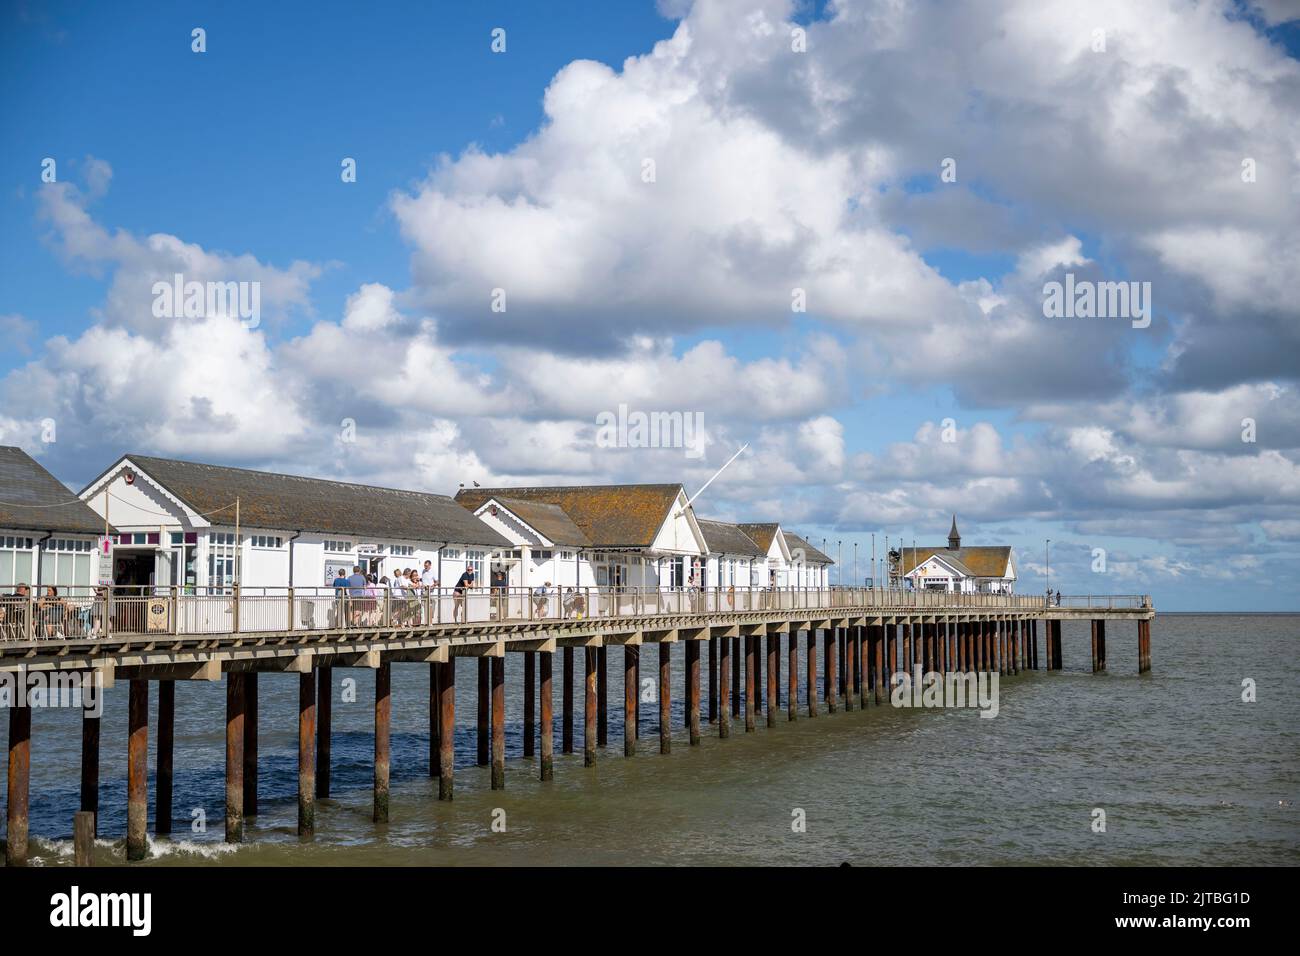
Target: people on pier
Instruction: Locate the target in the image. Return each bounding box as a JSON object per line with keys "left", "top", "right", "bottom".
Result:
{"left": 534, "top": 581, "right": 552, "bottom": 617}
{"left": 452, "top": 566, "right": 475, "bottom": 622}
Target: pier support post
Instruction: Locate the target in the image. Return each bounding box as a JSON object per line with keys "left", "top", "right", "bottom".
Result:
{"left": 539, "top": 652, "right": 553, "bottom": 780}
{"left": 708, "top": 636, "right": 717, "bottom": 724}
{"left": 524, "top": 652, "right": 535, "bottom": 758}
{"left": 659, "top": 642, "right": 671, "bottom": 754}
{"left": 806, "top": 629, "right": 819, "bottom": 717}
{"left": 244, "top": 672, "right": 258, "bottom": 817}
{"left": 156, "top": 680, "right": 174, "bottom": 836}
{"left": 719, "top": 636, "right": 732, "bottom": 737}
{"left": 1050, "top": 620, "right": 1063, "bottom": 670}
{"left": 1091, "top": 620, "right": 1100, "bottom": 673}
{"left": 901, "top": 623, "right": 912, "bottom": 681}
{"left": 298, "top": 669, "right": 315, "bottom": 836}
{"left": 585, "top": 647, "right": 598, "bottom": 766}
{"left": 754, "top": 634, "right": 763, "bottom": 715}
{"left": 224, "top": 672, "right": 244, "bottom": 845}
{"left": 731, "top": 637, "right": 741, "bottom": 717}
{"left": 823, "top": 628, "right": 833, "bottom": 706}
{"left": 439, "top": 659, "right": 456, "bottom": 798}
{"left": 491, "top": 656, "right": 506, "bottom": 789}
{"left": 316, "top": 665, "right": 332, "bottom": 797}
{"left": 767, "top": 633, "right": 779, "bottom": 726}
{"left": 827, "top": 629, "right": 839, "bottom": 714}
{"left": 431, "top": 662, "right": 442, "bottom": 775}
{"left": 844, "top": 627, "right": 855, "bottom": 711}
{"left": 625, "top": 645, "right": 638, "bottom": 754}
{"left": 687, "top": 639, "right": 701, "bottom": 745}
{"left": 5, "top": 699, "right": 31, "bottom": 866}
{"left": 745, "top": 635, "right": 756, "bottom": 732}
{"left": 478, "top": 657, "right": 491, "bottom": 764}
{"left": 374, "top": 659, "right": 391, "bottom": 821}
{"left": 1097, "top": 620, "right": 1107, "bottom": 671}
{"left": 598, "top": 645, "right": 608, "bottom": 746}
{"left": 874, "top": 626, "right": 884, "bottom": 704}
{"left": 788, "top": 631, "right": 798, "bottom": 720}
{"left": 1138, "top": 619, "right": 1151, "bottom": 673}
{"left": 562, "top": 647, "right": 574, "bottom": 754}
{"left": 80, "top": 711, "right": 99, "bottom": 839}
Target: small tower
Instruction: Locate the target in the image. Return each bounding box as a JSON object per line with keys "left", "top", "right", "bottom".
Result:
{"left": 947, "top": 514, "right": 961, "bottom": 550}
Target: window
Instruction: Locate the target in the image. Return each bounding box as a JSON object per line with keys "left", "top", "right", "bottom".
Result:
{"left": 560, "top": 551, "right": 574, "bottom": 560}
{"left": 534, "top": 549, "right": 553, "bottom": 561}
{"left": 467, "top": 549, "right": 486, "bottom": 582}
{"left": 443, "top": 548, "right": 463, "bottom": 560}
{"left": 168, "top": 532, "right": 199, "bottom": 545}
{"left": 0, "top": 536, "right": 36, "bottom": 589}
{"left": 207, "top": 532, "right": 238, "bottom": 588}
{"left": 40, "top": 539, "right": 94, "bottom": 590}
{"left": 324, "top": 540, "right": 353, "bottom": 554}
{"left": 390, "top": 544, "right": 414, "bottom": 557}
{"left": 250, "top": 535, "right": 283, "bottom": 549}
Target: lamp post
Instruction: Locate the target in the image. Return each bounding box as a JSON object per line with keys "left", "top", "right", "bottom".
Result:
{"left": 1045, "top": 538, "right": 1051, "bottom": 605}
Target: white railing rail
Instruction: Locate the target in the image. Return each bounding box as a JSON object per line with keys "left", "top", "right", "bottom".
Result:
{"left": 0, "top": 585, "right": 1152, "bottom": 643}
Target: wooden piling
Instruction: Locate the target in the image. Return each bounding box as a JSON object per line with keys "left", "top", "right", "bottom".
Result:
{"left": 901, "top": 623, "right": 912, "bottom": 680}
{"left": 491, "top": 654, "right": 507, "bottom": 783}
{"left": 806, "top": 629, "right": 818, "bottom": 718}
{"left": 823, "top": 628, "right": 833, "bottom": 705}
{"left": 5, "top": 700, "right": 31, "bottom": 866}
{"left": 585, "top": 647, "right": 598, "bottom": 766}
{"left": 317, "top": 665, "right": 332, "bottom": 798}
{"left": 719, "top": 635, "right": 732, "bottom": 737}
{"left": 439, "top": 658, "right": 456, "bottom": 798}
{"left": 224, "top": 672, "right": 243, "bottom": 846}
{"left": 838, "top": 627, "right": 846, "bottom": 699}
{"left": 491, "top": 655, "right": 506, "bottom": 788}
{"left": 298, "top": 668, "right": 315, "bottom": 836}
{"left": 562, "top": 647, "right": 574, "bottom": 755}
{"left": 80, "top": 712, "right": 100, "bottom": 838}
{"left": 524, "top": 652, "right": 535, "bottom": 758}
{"left": 625, "top": 645, "right": 639, "bottom": 753}
{"left": 708, "top": 636, "right": 718, "bottom": 724}
{"left": 539, "top": 652, "right": 553, "bottom": 781}
{"left": 874, "top": 626, "right": 884, "bottom": 705}
{"left": 659, "top": 642, "right": 671, "bottom": 754}
{"left": 1091, "top": 620, "right": 1099, "bottom": 673}
{"left": 1097, "top": 619, "right": 1107, "bottom": 671}
{"left": 156, "top": 679, "right": 174, "bottom": 836}
{"left": 767, "top": 633, "right": 779, "bottom": 726}
{"left": 598, "top": 645, "right": 609, "bottom": 746}
{"left": 374, "top": 659, "right": 391, "bottom": 821}
{"left": 687, "top": 639, "right": 701, "bottom": 745}
{"left": 828, "top": 627, "right": 839, "bottom": 714}
{"left": 788, "top": 631, "right": 798, "bottom": 720}
{"left": 754, "top": 633, "right": 763, "bottom": 715}
{"left": 844, "top": 627, "right": 855, "bottom": 712}
{"left": 430, "top": 661, "right": 442, "bottom": 775}
{"left": 478, "top": 657, "right": 491, "bottom": 764}
{"left": 243, "top": 672, "right": 258, "bottom": 817}
{"left": 745, "top": 635, "right": 757, "bottom": 732}
{"left": 73, "top": 811, "right": 94, "bottom": 867}
{"left": 732, "top": 636, "right": 741, "bottom": 717}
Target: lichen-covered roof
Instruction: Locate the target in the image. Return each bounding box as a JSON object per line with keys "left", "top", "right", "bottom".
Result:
{"left": 488, "top": 497, "right": 591, "bottom": 547}
{"left": 456, "top": 484, "right": 682, "bottom": 549}
{"left": 0, "top": 446, "right": 108, "bottom": 535}
{"left": 92, "top": 454, "right": 510, "bottom": 547}
{"left": 696, "top": 518, "right": 766, "bottom": 557}
{"left": 736, "top": 522, "right": 780, "bottom": 553}
{"left": 901, "top": 546, "right": 1013, "bottom": 578}
{"left": 782, "top": 533, "right": 833, "bottom": 565}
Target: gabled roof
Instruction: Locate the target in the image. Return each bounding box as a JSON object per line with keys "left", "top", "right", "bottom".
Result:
{"left": 901, "top": 546, "right": 1013, "bottom": 578}
{"left": 455, "top": 484, "right": 683, "bottom": 549}
{"left": 736, "top": 522, "right": 780, "bottom": 553}
{"left": 485, "top": 497, "right": 591, "bottom": 548}
{"left": 696, "top": 518, "right": 765, "bottom": 558}
{"left": 83, "top": 454, "right": 510, "bottom": 547}
{"left": 0, "top": 446, "right": 108, "bottom": 535}
{"left": 782, "top": 533, "right": 833, "bottom": 565}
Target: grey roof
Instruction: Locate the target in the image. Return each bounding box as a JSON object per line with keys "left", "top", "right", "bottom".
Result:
{"left": 782, "top": 533, "right": 834, "bottom": 565}
{"left": 488, "top": 497, "right": 591, "bottom": 547}
{"left": 696, "top": 518, "right": 766, "bottom": 557}
{"left": 0, "top": 446, "right": 108, "bottom": 535}
{"left": 86, "top": 454, "right": 509, "bottom": 547}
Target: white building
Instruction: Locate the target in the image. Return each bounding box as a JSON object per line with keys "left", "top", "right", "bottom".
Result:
{"left": 1, "top": 446, "right": 107, "bottom": 593}
{"left": 735, "top": 523, "right": 794, "bottom": 588}
{"left": 900, "top": 516, "right": 1016, "bottom": 594}
{"left": 456, "top": 484, "right": 710, "bottom": 590}
{"left": 696, "top": 518, "right": 767, "bottom": 589}
{"left": 781, "top": 533, "right": 834, "bottom": 588}
{"left": 78, "top": 454, "right": 510, "bottom": 592}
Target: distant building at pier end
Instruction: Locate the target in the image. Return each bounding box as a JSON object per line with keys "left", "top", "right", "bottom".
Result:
{"left": 899, "top": 516, "right": 1016, "bottom": 594}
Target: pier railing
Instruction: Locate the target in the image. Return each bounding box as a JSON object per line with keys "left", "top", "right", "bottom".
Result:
{"left": 0, "top": 585, "right": 1149, "bottom": 643}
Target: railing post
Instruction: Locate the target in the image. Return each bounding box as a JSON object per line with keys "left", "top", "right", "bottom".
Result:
{"left": 287, "top": 586, "right": 295, "bottom": 631}
{"left": 171, "top": 585, "right": 180, "bottom": 635}
{"left": 232, "top": 583, "right": 241, "bottom": 633}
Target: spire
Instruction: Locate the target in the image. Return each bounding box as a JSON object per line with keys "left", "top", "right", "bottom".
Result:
{"left": 948, "top": 514, "right": 960, "bottom": 550}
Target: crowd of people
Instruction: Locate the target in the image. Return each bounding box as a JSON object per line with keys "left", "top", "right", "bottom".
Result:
{"left": 1, "top": 583, "right": 112, "bottom": 639}
{"left": 329, "top": 559, "right": 480, "bottom": 625}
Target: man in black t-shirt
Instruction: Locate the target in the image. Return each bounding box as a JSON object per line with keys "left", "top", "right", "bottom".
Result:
{"left": 453, "top": 567, "right": 475, "bottom": 622}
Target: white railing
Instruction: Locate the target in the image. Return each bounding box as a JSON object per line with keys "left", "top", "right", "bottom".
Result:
{"left": 0, "top": 585, "right": 1151, "bottom": 643}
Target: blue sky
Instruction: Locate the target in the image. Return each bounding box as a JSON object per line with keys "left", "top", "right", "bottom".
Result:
{"left": 2, "top": 0, "right": 1298, "bottom": 611}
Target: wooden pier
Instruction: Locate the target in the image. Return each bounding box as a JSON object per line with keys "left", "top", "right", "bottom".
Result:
{"left": 0, "top": 589, "right": 1153, "bottom": 866}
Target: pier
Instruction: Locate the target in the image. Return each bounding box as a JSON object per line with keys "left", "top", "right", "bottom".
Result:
{"left": 0, "top": 586, "right": 1154, "bottom": 865}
